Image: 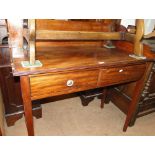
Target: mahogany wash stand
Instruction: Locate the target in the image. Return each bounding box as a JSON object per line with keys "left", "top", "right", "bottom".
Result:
{"left": 7, "top": 19, "right": 154, "bottom": 136}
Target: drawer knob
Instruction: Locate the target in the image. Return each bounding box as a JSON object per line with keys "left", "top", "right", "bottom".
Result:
{"left": 119, "top": 69, "right": 123, "bottom": 72}
{"left": 66, "top": 80, "right": 74, "bottom": 87}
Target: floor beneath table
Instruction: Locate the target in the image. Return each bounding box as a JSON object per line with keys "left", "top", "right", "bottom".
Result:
{"left": 5, "top": 96, "right": 155, "bottom": 136}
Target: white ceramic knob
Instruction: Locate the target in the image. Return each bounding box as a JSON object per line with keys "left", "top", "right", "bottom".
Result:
{"left": 66, "top": 80, "right": 74, "bottom": 87}
{"left": 119, "top": 69, "right": 123, "bottom": 72}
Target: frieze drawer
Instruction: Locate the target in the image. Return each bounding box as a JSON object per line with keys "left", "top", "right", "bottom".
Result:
{"left": 98, "top": 64, "right": 146, "bottom": 87}
{"left": 30, "top": 69, "right": 99, "bottom": 100}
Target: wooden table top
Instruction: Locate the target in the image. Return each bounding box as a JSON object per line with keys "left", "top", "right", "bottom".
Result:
{"left": 12, "top": 46, "right": 146, "bottom": 76}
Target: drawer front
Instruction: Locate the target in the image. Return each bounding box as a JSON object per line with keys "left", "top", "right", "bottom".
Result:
{"left": 30, "top": 70, "right": 99, "bottom": 100}
{"left": 98, "top": 64, "right": 146, "bottom": 87}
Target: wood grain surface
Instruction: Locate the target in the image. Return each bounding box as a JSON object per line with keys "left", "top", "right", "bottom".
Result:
{"left": 98, "top": 64, "right": 146, "bottom": 86}
{"left": 30, "top": 69, "right": 99, "bottom": 100}
{"left": 12, "top": 46, "right": 147, "bottom": 76}
{"left": 36, "top": 30, "right": 123, "bottom": 41}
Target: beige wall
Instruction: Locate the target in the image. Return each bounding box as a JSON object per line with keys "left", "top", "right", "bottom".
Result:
{"left": 0, "top": 85, "right": 5, "bottom": 135}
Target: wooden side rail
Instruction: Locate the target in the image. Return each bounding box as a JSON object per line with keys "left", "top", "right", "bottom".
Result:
{"left": 36, "top": 30, "right": 124, "bottom": 40}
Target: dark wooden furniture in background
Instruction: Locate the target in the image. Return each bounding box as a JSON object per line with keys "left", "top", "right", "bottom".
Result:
{"left": 79, "top": 88, "right": 111, "bottom": 109}
{"left": 0, "top": 19, "right": 42, "bottom": 127}
{"left": 0, "top": 83, "right": 5, "bottom": 136}
{"left": 0, "top": 47, "right": 42, "bottom": 126}
{"left": 79, "top": 88, "right": 104, "bottom": 106}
